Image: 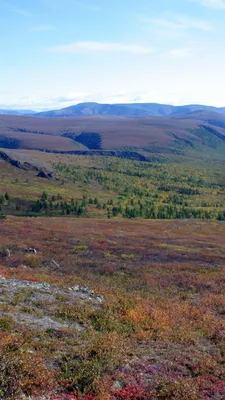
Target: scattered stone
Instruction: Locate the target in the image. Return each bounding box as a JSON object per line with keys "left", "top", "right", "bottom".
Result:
{"left": 69, "top": 285, "right": 103, "bottom": 302}
{"left": 70, "top": 285, "right": 93, "bottom": 294}
{"left": 213, "top": 264, "right": 222, "bottom": 269}
{"left": 201, "top": 263, "right": 223, "bottom": 270}
{"left": 71, "top": 285, "right": 81, "bottom": 292}
{"left": 28, "top": 248, "right": 37, "bottom": 254}
{"left": 3, "top": 278, "right": 51, "bottom": 291}
{"left": 6, "top": 248, "right": 11, "bottom": 257}
{"left": 51, "top": 258, "right": 61, "bottom": 269}
{"left": 79, "top": 285, "right": 89, "bottom": 292}
{"left": 96, "top": 295, "right": 104, "bottom": 303}
{"left": 1, "top": 248, "right": 11, "bottom": 257}
{"left": 112, "top": 380, "right": 124, "bottom": 391}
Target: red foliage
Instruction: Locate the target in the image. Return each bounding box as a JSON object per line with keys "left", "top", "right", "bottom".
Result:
{"left": 112, "top": 384, "right": 146, "bottom": 400}
{"left": 29, "top": 390, "right": 99, "bottom": 400}
{"left": 197, "top": 375, "right": 225, "bottom": 400}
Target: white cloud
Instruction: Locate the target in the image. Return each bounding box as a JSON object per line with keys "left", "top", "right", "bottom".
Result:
{"left": 95, "top": 92, "right": 149, "bottom": 104}
{"left": 45, "top": 41, "right": 153, "bottom": 54}
{"left": 141, "top": 14, "right": 212, "bottom": 31}
{"left": 190, "top": 0, "right": 225, "bottom": 9}
{"left": 0, "top": 92, "right": 92, "bottom": 111}
{"left": 0, "top": 91, "right": 158, "bottom": 111}
{"left": 1, "top": 83, "right": 225, "bottom": 111}
{"left": 167, "top": 47, "right": 195, "bottom": 59}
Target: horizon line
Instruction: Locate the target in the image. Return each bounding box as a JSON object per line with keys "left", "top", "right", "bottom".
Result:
{"left": 1, "top": 100, "right": 225, "bottom": 112}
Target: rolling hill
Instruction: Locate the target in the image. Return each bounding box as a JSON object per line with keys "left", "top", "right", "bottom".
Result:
{"left": 36, "top": 102, "right": 225, "bottom": 118}
{"left": 0, "top": 112, "right": 225, "bottom": 159}
{"left": 173, "top": 110, "right": 225, "bottom": 129}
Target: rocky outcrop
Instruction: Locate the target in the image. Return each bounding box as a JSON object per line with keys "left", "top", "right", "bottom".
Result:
{"left": 0, "top": 150, "right": 56, "bottom": 180}
{"left": 0, "top": 150, "right": 38, "bottom": 170}
{"left": 37, "top": 170, "right": 55, "bottom": 179}
{"left": 0, "top": 275, "right": 103, "bottom": 331}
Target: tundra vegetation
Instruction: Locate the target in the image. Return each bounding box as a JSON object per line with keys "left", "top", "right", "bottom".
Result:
{"left": 0, "top": 152, "right": 225, "bottom": 221}
{"left": 0, "top": 149, "right": 224, "bottom": 399}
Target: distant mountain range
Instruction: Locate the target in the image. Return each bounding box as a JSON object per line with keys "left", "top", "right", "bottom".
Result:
{"left": 36, "top": 102, "right": 225, "bottom": 118}
{"left": 1, "top": 102, "right": 225, "bottom": 118}
{"left": 0, "top": 109, "right": 35, "bottom": 116}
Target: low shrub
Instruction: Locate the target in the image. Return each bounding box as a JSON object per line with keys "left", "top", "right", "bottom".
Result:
{"left": 0, "top": 335, "right": 55, "bottom": 399}
{"left": 0, "top": 316, "right": 15, "bottom": 332}
{"left": 59, "top": 353, "right": 100, "bottom": 394}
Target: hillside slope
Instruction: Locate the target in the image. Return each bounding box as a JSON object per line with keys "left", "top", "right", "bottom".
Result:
{"left": 1, "top": 113, "right": 225, "bottom": 158}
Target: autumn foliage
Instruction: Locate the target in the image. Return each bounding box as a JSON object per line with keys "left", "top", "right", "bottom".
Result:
{"left": 0, "top": 216, "right": 224, "bottom": 399}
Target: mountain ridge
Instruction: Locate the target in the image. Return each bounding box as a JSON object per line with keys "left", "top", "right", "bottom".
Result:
{"left": 1, "top": 102, "right": 225, "bottom": 118}
{"left": 0, "top": 109, "right": 35, "bottom": 116}
{"left": 36, "top": 102, "right": 225, "bottom": 118}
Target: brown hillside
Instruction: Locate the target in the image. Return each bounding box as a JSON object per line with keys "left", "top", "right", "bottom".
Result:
{"left": 0, "top": 114, "right": 225, "bottom": 151}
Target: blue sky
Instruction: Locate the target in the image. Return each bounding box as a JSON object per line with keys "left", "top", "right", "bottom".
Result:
{"left": 1, "top": 0, "right": 225, "bottom": 110}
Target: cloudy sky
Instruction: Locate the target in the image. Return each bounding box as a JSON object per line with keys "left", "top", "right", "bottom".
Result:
{"left": 1, "top": 0, "right": 225, "bottom": 110}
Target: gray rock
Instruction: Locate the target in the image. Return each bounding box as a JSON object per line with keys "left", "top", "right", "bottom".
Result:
{"left": 96, "top": 295, "right": 104, "bottom": 303}
{"left": 28, "top": 247, "right": 37, "bottom": 254}
{"left": 71, "top": 285, "right": 80, "bottom": 291}
{"left": 112, "top": 380, "right": 124, "bottom": 391}
{"left": 213, "top": 264, "right": 222, "bottom": 269}
{"left": 6, "top": 248, "right": 11, "bottom": 257}
{"left": 1, "top": 248, "right": 11, "bottom": 257}
{"left": 51, "top": 258, "right": 60, "bottom": 269}
{"left": 79, "top": 285, "right": 88, "bottom": 292}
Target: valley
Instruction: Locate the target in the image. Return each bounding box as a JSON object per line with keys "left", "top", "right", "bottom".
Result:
{"left": 2, "top": 0, "right": 225, "bottom": 395}
{"left": 0, "top": 107, "right": 225, "bottom": 399}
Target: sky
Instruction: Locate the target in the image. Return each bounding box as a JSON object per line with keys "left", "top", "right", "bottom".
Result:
{"left": 0, "top": 0, "right": 225, "bottom": 110}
